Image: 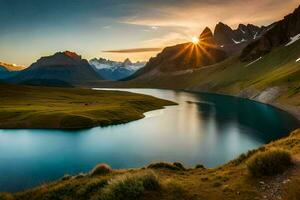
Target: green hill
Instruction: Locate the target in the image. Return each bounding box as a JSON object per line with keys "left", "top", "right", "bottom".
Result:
{"left": 0, "top": 84, "right": 175, "bottom": 129}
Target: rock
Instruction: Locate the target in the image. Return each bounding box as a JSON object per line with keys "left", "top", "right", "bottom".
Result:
{"left": 254, "top": 87, "right": 281, "bottom": 103}
{"left": 282, "top": 179, "right": 290, "bottom": 184}
{"left": 259, "top": 181, "right": 265, "bottom": 185}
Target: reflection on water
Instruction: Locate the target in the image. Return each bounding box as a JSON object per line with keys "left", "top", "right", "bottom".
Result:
{"left": 0, "top": 89, "right": 299, "bottom": 192}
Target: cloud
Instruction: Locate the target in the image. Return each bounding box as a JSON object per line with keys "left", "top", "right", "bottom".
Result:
{"left": 141, "top": 32, "right": 190, "bottom": 47}
{"left": 120, "top": 0, "right": 299, "bottom": 29}
{"left": 103, "top": 47, "right": 162, "bottom": 53}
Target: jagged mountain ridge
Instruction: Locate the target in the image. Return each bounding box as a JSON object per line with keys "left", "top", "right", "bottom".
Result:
{"left": 126, "top": 21, "right": 270, "bottom": 80}
{"left": 89, "top": 58, "right": 146, "bottom": 80}
{"left": 240, "top": 5, "right": 300, "bottom": 61}
{"left": 214, "top": 22, "right": 270, "bottom": 54}
{"left": 7, "top": 51, "right": 103, "bottom": 85}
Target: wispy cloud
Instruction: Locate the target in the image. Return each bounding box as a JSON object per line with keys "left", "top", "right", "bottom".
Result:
{"left": 141, "top": 32, "right": 190, "bottom": 47}
{"left": 103, "top": 47, "right": 162, "bottom": 53}
{"left": 120, "top": 0, "right": 299, "bottom": 30}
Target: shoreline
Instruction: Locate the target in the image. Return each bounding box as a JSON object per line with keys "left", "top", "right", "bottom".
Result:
{"left": 90, "top": 85, "right": 300, "bottom": 122}
{"left": 272, "top": 102, "right": 300, "bottom": 122}
{"left": 1, "top": 87, "right": 299, "bottom": 196}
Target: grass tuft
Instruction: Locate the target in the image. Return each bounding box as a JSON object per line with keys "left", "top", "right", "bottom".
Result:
{"left": 90, "top": 164, "right": 112, "bottom": 176}
{"left": 247, "top": 148, "right": 293, "bottom": 177}
{"left": 100, "top": 170, "right": 160, "bottom": 200}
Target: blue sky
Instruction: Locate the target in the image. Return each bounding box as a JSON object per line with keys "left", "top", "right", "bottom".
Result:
{"left": 0, "top": 0, "right": 299, "bottom": 66}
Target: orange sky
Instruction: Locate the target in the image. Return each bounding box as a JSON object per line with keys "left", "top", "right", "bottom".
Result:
{"left": 0, "top": 0, "right": 299, "bottom": 66}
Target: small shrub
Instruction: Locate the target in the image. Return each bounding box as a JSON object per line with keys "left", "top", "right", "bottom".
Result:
{"left": 195, "top": 164, "right": 205, "bottom": 169}
{"left": 247, "top": 149, "right": 292, "bottom": 177}
{"left": 101, "top": 171, "right": 160, "bottom": 200}
{"left": 147, "top": 162, "right": 184, "bottom": 170}
{"left": 90, "top": 163, "right": 112, "bottom": 176}
{"left": 139, "top": 170, "right": 160, "bottom": 190}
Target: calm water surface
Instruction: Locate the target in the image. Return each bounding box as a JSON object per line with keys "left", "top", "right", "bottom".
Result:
{"left": 0, "top": 89, "right": 299, "bottom": 192}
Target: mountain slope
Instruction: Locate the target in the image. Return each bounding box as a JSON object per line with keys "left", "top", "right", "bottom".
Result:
{"left": 0, "top": 61, "right": 24, "bottom": 79}
{"left": 7, "top": 51, "right": 102, "bottom": 85}
{"left": 240, "top": 5, "right": 300, "bottom": 61}
{"left": 0, "top": 61, "right": 25, "bottom": 71}
{"left": 128, "top": 27, "right": 227, "bottom": 79}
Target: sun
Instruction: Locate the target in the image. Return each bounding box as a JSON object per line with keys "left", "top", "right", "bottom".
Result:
{"left": 191, "top": 36, "right": 199, "bottom": 44}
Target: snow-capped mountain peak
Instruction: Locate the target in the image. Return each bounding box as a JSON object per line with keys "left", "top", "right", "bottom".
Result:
{"left": 89, "top": 58, "right": 146, "bottom": 80}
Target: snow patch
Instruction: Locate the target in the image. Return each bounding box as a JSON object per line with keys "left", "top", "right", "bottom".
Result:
{"left": 245, "top": 57, "right": 262, "bottom": 67}
{"left": 253, "top": 32, "right": 258, "bottom": 39}
{"left": 232, "top": 38, "right": 246, "bottom": 44}
{"left": 285, "top": 33, "right": 300, "bottom": 46}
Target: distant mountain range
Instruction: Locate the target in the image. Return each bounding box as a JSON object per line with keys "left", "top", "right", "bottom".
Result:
{"left": 7, "top": 51, "right": 103, "bottom": 86}
{"left": 89, "top": 58, "right": 146, "bottom": 80}
{"left": 0, "top": 61, "right": 24, "bottom": 71}
{"left": 0, "top": 61, "right": 24, "bottom": 79}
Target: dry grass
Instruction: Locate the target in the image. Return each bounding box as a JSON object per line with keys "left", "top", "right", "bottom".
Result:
{"left": 247, "top": 149, "right": 292, "bottom": 177}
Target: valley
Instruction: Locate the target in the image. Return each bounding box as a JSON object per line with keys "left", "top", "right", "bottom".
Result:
{"left": 0, "top": 2, "right": 299, "bottom": 200}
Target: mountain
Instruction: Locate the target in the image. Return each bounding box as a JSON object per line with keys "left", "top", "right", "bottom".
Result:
{"left": 7, "top": 51, "right": 102, "bottom": 86}
{"left": 106, "top": 5, "right": 300, "bottom": 116}
{"left": 0, "top": 61, "right": 24, "bottom": 79}
{"left": 240, "top": 5, "right": 300, "bottom": 61}
{"left": 89, "top": 58, "right": 146, "bottom": 80}
{"left": 0, "top": 61, "right": 25, "bottom": 71}
{"left": 115, "top": 35, "right": 300, "bottom": 115}
{"left": 214, "top": 22, "right": 270, "bottom": 54}
{"left": 127, "top": 27, "right": 227, "bottom": 79}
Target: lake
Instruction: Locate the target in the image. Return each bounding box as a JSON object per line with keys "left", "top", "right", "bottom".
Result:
{"left": 0, "top": 89, "right": 299, "bottom": 192}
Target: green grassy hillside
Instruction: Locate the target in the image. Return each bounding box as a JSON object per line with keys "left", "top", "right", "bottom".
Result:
{"left": 0, "top": 84, "right": 175, "bottom": 129}
{"left": 1, "top": 129, "right": 299, "bottom": 200}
